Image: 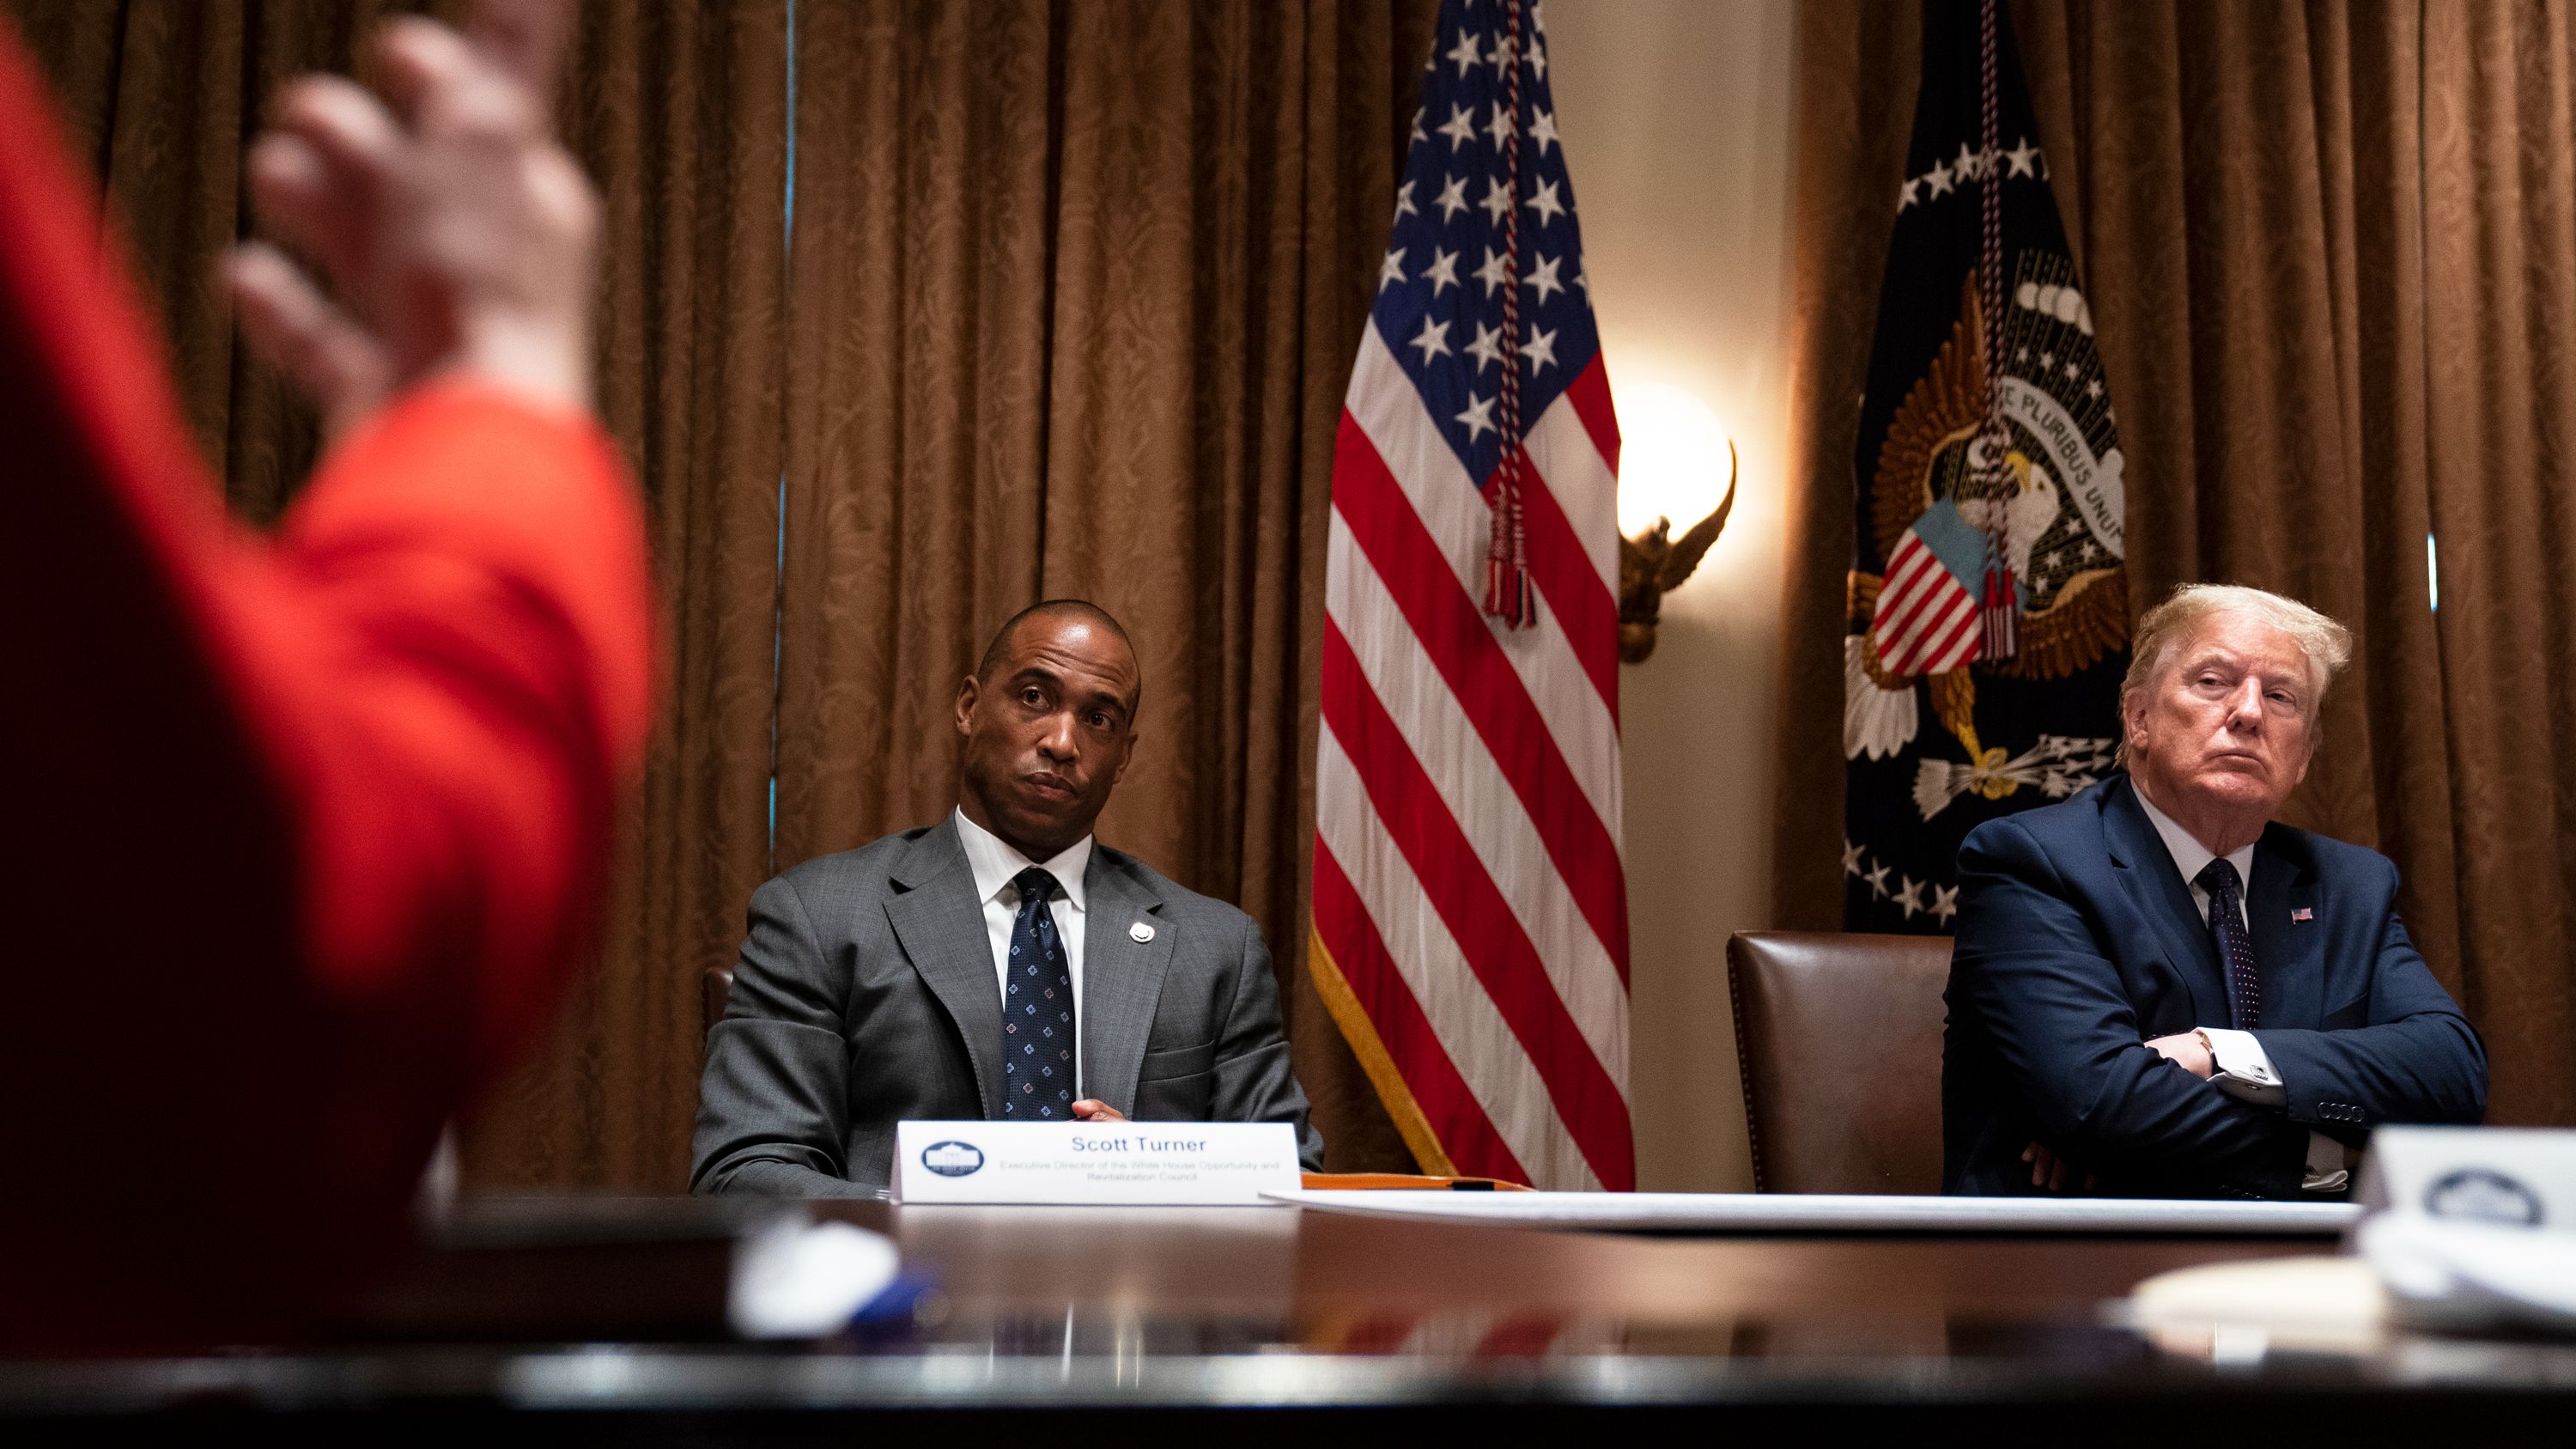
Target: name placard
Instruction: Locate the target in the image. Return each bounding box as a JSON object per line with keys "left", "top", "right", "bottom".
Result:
{"left": 2357, "top": 1126, "right": 2576, "bottom": 1233}
{"left": 892, "top": 1120, "right": 1301, "bottom": 1205}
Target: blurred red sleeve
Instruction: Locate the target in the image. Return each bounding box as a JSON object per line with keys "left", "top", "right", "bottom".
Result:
{"left": 0, "top": 24, "right": 653, "bottom": 1348}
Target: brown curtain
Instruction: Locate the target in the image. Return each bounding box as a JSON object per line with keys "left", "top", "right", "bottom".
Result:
{"left": 2, "top": 0, "right": 412, "bottom": 521}
{"left": 778, "top": 0, "right": 1438, "bottom": 1171}
{"left": 4, "top": 0, "right": 793, "bottom": 1189}
{"left": 1779, "top": 0, "right": 2576, "bottom": 1125}
{"left": 459, "top": 2, "right": 789, "bottom": 1190}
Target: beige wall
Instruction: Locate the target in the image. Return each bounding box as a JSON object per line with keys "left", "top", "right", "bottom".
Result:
{"left": 1547, "top": 0, "right": 1801, "bottom": 1191}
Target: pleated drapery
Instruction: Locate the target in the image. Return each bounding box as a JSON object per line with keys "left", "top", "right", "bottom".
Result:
{"left": 3, "top": 0, "right": 404, "bottom": 522}
{"left": 8, "top": 0, "right": 1435, "bottom": 1184}
{"left": 460, "top": 2, "right": 790, "bottom": 1190}
{"left": 1778, "top": 0, "right": 2576, "bottom": 1126}
{"left": 9, "top": 0, "right": 793, "bottom": 1189}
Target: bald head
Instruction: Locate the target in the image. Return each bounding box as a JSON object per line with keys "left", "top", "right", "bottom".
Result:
{"left": 954, "top": 600, "right": 1141, "bottom": 859}
{"left": 976, "top": 600, "right": 1135, "bottom": 698}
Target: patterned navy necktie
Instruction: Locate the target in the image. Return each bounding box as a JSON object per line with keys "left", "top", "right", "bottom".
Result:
{"left": 2196, "top": 858, "right": 2261, "bottom": 1030}
{"left": 1000, "top": 867, "right": 1075, "bottom": 1118}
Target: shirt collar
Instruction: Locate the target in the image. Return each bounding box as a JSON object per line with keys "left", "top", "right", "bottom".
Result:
{"left": 2130, "top": 779, "right": 2256, "bottom": 898}
{"left": 951, "top": 806, "right": 1091, "bottom": 912}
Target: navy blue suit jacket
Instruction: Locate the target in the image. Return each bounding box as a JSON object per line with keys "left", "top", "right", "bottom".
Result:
{"left": 1943, "top": 776, "right": 2486, "bottom": 1198}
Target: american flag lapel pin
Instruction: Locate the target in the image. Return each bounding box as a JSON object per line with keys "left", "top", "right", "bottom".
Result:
{"left": 2291, "top": 907, "right": 2314, "bottom": 922}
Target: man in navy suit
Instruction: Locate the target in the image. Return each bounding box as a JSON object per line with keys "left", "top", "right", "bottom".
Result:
{"left": 1944, "top": 584, "right": 2486, "bottom": 1198}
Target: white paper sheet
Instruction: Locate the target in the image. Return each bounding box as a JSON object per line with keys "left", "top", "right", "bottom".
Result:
{"left": 1263, "top": 1189, "right": 2360, "bottom": 1235}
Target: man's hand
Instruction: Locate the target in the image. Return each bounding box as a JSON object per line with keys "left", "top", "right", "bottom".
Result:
{"left": 1069, "top": 1099, "right": 1127, "bottom": 1123}
{"left": 2020, "top": 1142, "right": 2098, "bottom": 1194}
{"left": 2018, "top": 1038, "right": 2212, "bottom": 1190}
{"left": 227, "top": 0, "right": 598, "bottom": 435}
{"left": 2147, "top": 1032, "right": 2216, "bottom": 1079}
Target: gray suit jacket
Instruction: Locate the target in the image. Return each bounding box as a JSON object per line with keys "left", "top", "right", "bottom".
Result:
{"left": 692, "top": 818, "right": 1323, "bottom": 1195}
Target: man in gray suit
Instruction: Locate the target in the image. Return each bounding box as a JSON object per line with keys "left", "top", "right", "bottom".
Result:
{"left": 693, "top": 600, "right": 1322, "bottom": 1196}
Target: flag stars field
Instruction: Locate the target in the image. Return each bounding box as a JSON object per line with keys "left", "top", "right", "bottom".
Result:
{"left": 1425, "top": 247, "right": 1461, "bottom": 295}
{"left": 1524, "top": 253, "right": 1564, "bottom": 304}
{"left": 1455, "top": 391, "right": 1498, "bottom": 441}
{"left": 1519, "top": 326, "right": 1558, "bottom": 376}
{"left": 1410, "top": 315, "right": 1453, "bottom": 364}
{"left": 1899, "top": 135, "right": 2046, "bottom": 210}
{"left": 1526, "top": 178, "right": 1565, "bottom": 226}
{"left": 1895, "top": 876, "right": 1926, "bottom": 920}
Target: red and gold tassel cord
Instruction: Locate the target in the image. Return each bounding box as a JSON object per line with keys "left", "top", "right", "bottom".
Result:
{"left": 1483, "top": 0, "right": 1535, "bottom": 629}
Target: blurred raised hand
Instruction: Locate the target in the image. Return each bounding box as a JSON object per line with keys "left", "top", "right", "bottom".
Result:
{"left": 227, "top": 0, "right": 596, "bottom": 437}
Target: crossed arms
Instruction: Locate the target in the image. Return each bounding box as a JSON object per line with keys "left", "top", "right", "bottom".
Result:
{"left": 1949, "top": 819, "right": 2485, "bottom": 1197}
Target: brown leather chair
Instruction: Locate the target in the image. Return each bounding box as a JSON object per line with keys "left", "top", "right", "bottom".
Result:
{"left": 702, "top": 965, "right": 734, "bottom": 1043}
{"left": 1725, "top": 931, "right": 1954, "bottom": 1195}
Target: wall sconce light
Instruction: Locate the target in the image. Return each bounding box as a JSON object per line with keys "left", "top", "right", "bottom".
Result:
{"left": 1617, "top": 439, "right": 1736, "bottom": 664}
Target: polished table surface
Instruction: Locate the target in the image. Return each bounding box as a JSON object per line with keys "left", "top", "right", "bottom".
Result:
{"left": 9, "top": 1196, "right": 2576, "bottom": 1439}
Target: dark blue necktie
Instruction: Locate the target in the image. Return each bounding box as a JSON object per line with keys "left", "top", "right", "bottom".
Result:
{"left": 2196, "top": 858, "right": 2261, "bottom": 1030}
{"left": 1000, "top": 867, "right": 1075, "bottom": 1118}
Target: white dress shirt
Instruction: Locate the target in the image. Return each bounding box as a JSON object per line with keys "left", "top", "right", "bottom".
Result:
{"left": 2132, "top": 785, "right": 2349, "bottom": 1192}
{"left": 953, "top": 807, "right": 1092, "bottom": 1099}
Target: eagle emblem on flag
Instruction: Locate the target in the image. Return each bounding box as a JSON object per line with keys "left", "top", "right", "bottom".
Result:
{"left": 1850, "top": 267, "right": 2129, "bottom": 771}
{"left": 1841, "top": 0, "right": 2129, "bottom": 933}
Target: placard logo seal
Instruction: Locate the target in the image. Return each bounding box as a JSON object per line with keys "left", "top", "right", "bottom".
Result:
{"left": 920, "top": 1140, "right": 987, "bottom": 1178}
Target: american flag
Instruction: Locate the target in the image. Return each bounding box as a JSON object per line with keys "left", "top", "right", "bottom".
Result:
{"left": 1874, "top": 502, "right": 1989, "bottom": 678}
{"left": 1309, "top": 0, "right": 1631, "bottom": 1191}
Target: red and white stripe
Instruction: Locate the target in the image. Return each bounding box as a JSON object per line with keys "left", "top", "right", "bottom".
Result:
{"left": 1873, "top": 528, "right": 1983, "bottom": 678}
{"left": 1314, "top": 322, "right": 1633, "bottom": 1191}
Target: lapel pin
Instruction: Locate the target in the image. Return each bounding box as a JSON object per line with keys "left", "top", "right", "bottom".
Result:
{"left": 2291, "top": 908, "right": 2314, "bottom": 922}
{"left": 1130, "top": 920, "right": 1156, "bottom": 943}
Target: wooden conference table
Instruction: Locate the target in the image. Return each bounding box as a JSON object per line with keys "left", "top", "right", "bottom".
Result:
{"left": 7, "top": 1195, "right": 2576, "bottom": 1440}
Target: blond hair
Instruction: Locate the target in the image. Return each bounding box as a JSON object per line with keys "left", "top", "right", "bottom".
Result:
{"left": 2116, "top": 584, "right": 2354, "bottom": 768}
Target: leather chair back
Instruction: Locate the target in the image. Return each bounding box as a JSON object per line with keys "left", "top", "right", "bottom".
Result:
{"left": 1726, "top": 931, "right": 1953, "bottom": 1194}
{"left": 702, "top": 965, "right": 734, "bottom": 1042}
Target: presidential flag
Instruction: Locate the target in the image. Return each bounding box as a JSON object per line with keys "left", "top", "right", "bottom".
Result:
{"left": 1309, "top": 0, "right": 1631, "bottom": 1191}
{"left": 1843, "top": 0, "right": 2129, "bottom": 932}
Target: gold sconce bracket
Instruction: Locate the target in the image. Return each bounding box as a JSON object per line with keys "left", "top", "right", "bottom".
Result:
{"left": 1615, "top": 440, "right": 1737, "bottom": 664}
